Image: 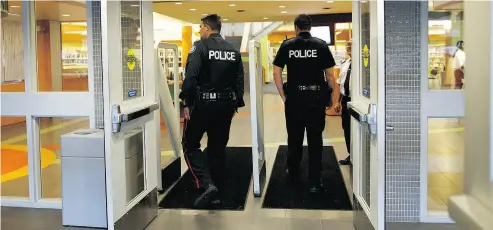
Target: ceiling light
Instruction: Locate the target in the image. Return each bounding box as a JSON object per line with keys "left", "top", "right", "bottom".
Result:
{"left": 263, "top": 17, "right": 269, "bottom": 20}
{"left": 10, "top": 5, "right": 20, "bottom": 8}
{"left": 202, "top": 14, "right": 208, "bottom": 16}
{"left": 281, "top": 11, "right": 287, "bottom": 14}
{"left": 229, "top": 4, "right": 236, "bottom": 7}
{"left": 175, "top": 2, "right": 182, "bottom": 4}
{"left": 327, "top": 1, "right": 334, "bottom": 3}
{"left": 279, "top": 5, "right": 286, "bottom": 8}
{"left": 223, "top": 19, "right": 229, "bottom": 21}
{"left": 62, "top": 14, "right": 70, "bottom": 17}
{"left": 189, "top": 8, "right": 196, "bottom": 11}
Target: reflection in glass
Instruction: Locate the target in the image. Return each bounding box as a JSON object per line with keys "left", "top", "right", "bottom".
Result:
{"left": 35, "top": 1, "right": 88, "bottom": 92}
{"left": 360, "top": 1, "right": 371, "bottom": 98}
{"left": 39, "top": 117, "right": 90, "bottom": 199}
{"left": 427, "top": 118, "right": 464, "bottom": 212}
{"left": 428, "top": 1, "right": 464, "bottom": 90}
{"left": 1, "top": 117, "right": 29, "bottom": 197}
{"left": 1, "top": 1, "right": 25, "bottom": 92}
{"left": 124, "top": 126, "right": 146, "bottom": 203}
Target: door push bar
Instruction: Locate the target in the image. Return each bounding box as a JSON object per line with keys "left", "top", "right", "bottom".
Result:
{"left": 111, "top": 103, "right": 160, "bottom": 133}
{"left": 349, "top": 103, "right": 378, "bottom": 135}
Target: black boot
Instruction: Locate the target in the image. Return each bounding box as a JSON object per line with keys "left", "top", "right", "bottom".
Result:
{"left": 286, "top": 168, "right": 300, "bottom": 181}
{"left": 194, "top": 184, "right": 219, "bottom": 208}
{"left": 339, "top": 156, "right": 351, "bottom": 165}
{"left": 309, "top": 179, "right": 324, "bottom": 193}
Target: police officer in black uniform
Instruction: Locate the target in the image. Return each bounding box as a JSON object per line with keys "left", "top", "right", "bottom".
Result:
{"left": 179, "top": 14, "right": 245, "bottom": 207}
{"left": 272, "top": 14, "right": 336, "bottom": 193}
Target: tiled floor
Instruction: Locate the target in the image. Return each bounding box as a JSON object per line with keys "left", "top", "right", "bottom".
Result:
{"left": 427, "top": 118, "right": 465, "bottom": 212}
{"left": 1, "top": 94, "right": 461, "bottom": 229}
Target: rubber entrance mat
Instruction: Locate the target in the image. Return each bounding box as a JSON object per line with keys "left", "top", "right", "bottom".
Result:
{"left": 159, "top": 147, "right": 252, "bottom": 210}
{"left": 262, "top": 145, "right": 353, "bottom": 210}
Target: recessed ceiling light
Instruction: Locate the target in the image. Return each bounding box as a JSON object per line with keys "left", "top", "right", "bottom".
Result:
{"left": 223, "top": 18, "right": 229, "bottom": 21}
{"left": 327, "top": 1, "right": 334, "bottom": 3}
{"left": 202, "top": 14, "right": 208, "bottom": 16}
{"left": 189, "top": 8, "right": 196, "bottom": 11}
{"left": 279, "top": 5, "right": 286, "bottom": 8}
{"left": 175, "top": 2, "right": 182, "bottom": 4}
{"left": 10, "top": 5, "right": 20, "bottom": 8}
{"left": 263, "top": 17, "right": 269, "bottom": 20}
{"left": 229, "top": 4, "right": 236, "bottom": 7}
{"left": 62, "top": 14, "right": 70, "bottom": 17}
{"left": 281, "top": 11, "right": 287, "bottom": 14}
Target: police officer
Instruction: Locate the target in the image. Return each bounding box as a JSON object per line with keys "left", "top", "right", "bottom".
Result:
{"left": 179, "top": 14, "right": 245, "bottom": 208}
{"left": 272, "top": 14, "right": 336, "bottom": 193}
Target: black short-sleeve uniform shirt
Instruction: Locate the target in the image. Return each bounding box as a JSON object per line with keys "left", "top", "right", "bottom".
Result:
{"left": 273, "top": 32, "right": 336, "bottom": 86}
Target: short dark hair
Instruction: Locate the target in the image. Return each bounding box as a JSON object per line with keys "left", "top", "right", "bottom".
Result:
{"left": 457, "top": 40, "right": 464, "bottom": 47}
{"left": 201, "top": 14, "right": 222, "bottom": 32}
{"left": 294, "top": 14, "right": 312, "bottom": 31}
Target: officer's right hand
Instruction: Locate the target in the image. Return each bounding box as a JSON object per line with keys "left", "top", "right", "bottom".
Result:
{"left": 334, "top": 104, "right": 341, "bottom": 113}
{"left": 184, "top": 107, "right": 191, "bottom": 120}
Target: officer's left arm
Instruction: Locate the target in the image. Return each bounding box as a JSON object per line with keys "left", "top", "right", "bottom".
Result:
{"left": 234, "top": 51, "right": 245, "bottom": 108}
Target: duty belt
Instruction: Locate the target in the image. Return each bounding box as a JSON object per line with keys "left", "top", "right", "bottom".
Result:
{"left": 298, "top": 85, "right": 320, "bottom": 91}
{"left": 200, "top": 92, "right": 232, "bottom": 100}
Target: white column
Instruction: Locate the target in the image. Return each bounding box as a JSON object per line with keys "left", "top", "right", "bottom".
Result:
{"left": 449, "top": 1, "right": 493, "bottom": 229}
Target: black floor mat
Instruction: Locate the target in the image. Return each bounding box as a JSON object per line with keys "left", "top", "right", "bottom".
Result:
{"left": 159, "top": 147, "right": 252, "bottom": 211}
{"left": 262, "top": 145, "right": 353, "bottom": 210}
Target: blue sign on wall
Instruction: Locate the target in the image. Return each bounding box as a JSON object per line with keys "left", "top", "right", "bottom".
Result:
{"left": 128, "top": 90, "right": 137, "bottom": 98}
{"left": 363, "top": 88, "right": 370, "bottom": 97}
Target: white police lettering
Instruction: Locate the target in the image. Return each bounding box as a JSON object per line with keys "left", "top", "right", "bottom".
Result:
{"left": 288, "top": 49, "right": 318, "bottom": 58}
{"left": 209, "top": 50, "right": 236, "bottom": 61}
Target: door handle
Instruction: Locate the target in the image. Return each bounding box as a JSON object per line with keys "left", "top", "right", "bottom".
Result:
{"left": 112, "top": 102, "right": 159, "bottom": 133}
{"left": 348, "top": 103, "right": 377, "bottom": 135}
{"left": 386, "top": 125, "right": 394, "bottom": 131}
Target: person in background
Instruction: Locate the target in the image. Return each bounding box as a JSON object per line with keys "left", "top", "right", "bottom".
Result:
{"left": 453, "top": 41, "right": 465, "bottom": 89}
{"left": 335, "top": 41, "right": 352, "bottom": 165}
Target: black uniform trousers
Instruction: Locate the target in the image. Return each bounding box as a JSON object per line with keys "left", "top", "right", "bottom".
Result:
{"left": 182, "top": 100, "right": 235, "bottom": 189}
{"left": 341, "top": 95, "right": 351, "bottom": 154}
{"left": 285, "top": 99, "right": 326, "bottom": 185}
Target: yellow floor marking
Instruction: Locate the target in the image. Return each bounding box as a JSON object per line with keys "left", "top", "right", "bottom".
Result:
{"left": 161, "top": 151, "right": 174, "bottom": 156}
{"left": 428, "top": 127, "right": 464, "bottom": 134}
{"left": 1, "top": 145, "right": 57, "bottom": 183}
{"left": 1, "top": 118, "right": 87, "bottom": 145}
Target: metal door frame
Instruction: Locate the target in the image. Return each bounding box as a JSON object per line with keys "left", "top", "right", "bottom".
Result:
{"left": 155, "top": 42, "right": 182, "bottom": 193}
{"left": 249, "top": 40, "right": 266, "bottom": 197}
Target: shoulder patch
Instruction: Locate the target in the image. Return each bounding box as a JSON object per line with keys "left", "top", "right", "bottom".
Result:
{"left": 189, "top": 45, "right": 196, "bottom": 54}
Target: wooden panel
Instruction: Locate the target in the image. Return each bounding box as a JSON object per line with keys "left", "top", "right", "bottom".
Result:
{"left": 0, "top": 82, "right": 25, "bottom": 92}
{"left": 37, "top": 20, "right": 53, "bottom": 92}
{"left": 62, "top": 76, "right": 88, "bottom": 91}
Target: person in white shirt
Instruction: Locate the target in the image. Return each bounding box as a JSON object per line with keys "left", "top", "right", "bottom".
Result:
{"left": 335, "top": 42, "right": 352, "bottom": 165}
{"left": 453, "top": 41, "right": 465, "bottom": 89}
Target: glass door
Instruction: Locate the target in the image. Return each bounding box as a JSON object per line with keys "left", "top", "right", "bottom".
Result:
{"left": 101, "top": 1, "right": 159, "bottom": 229}
{"left": 350, "top": 1, "right": 386, "bottom": 229}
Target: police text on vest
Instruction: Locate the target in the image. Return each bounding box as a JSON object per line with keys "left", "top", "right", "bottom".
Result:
{"left": 209, "top": 50, "right": 236, "bottom": 61}
{"left": 289, "top": 50, "right": 318, "bottom": 58}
